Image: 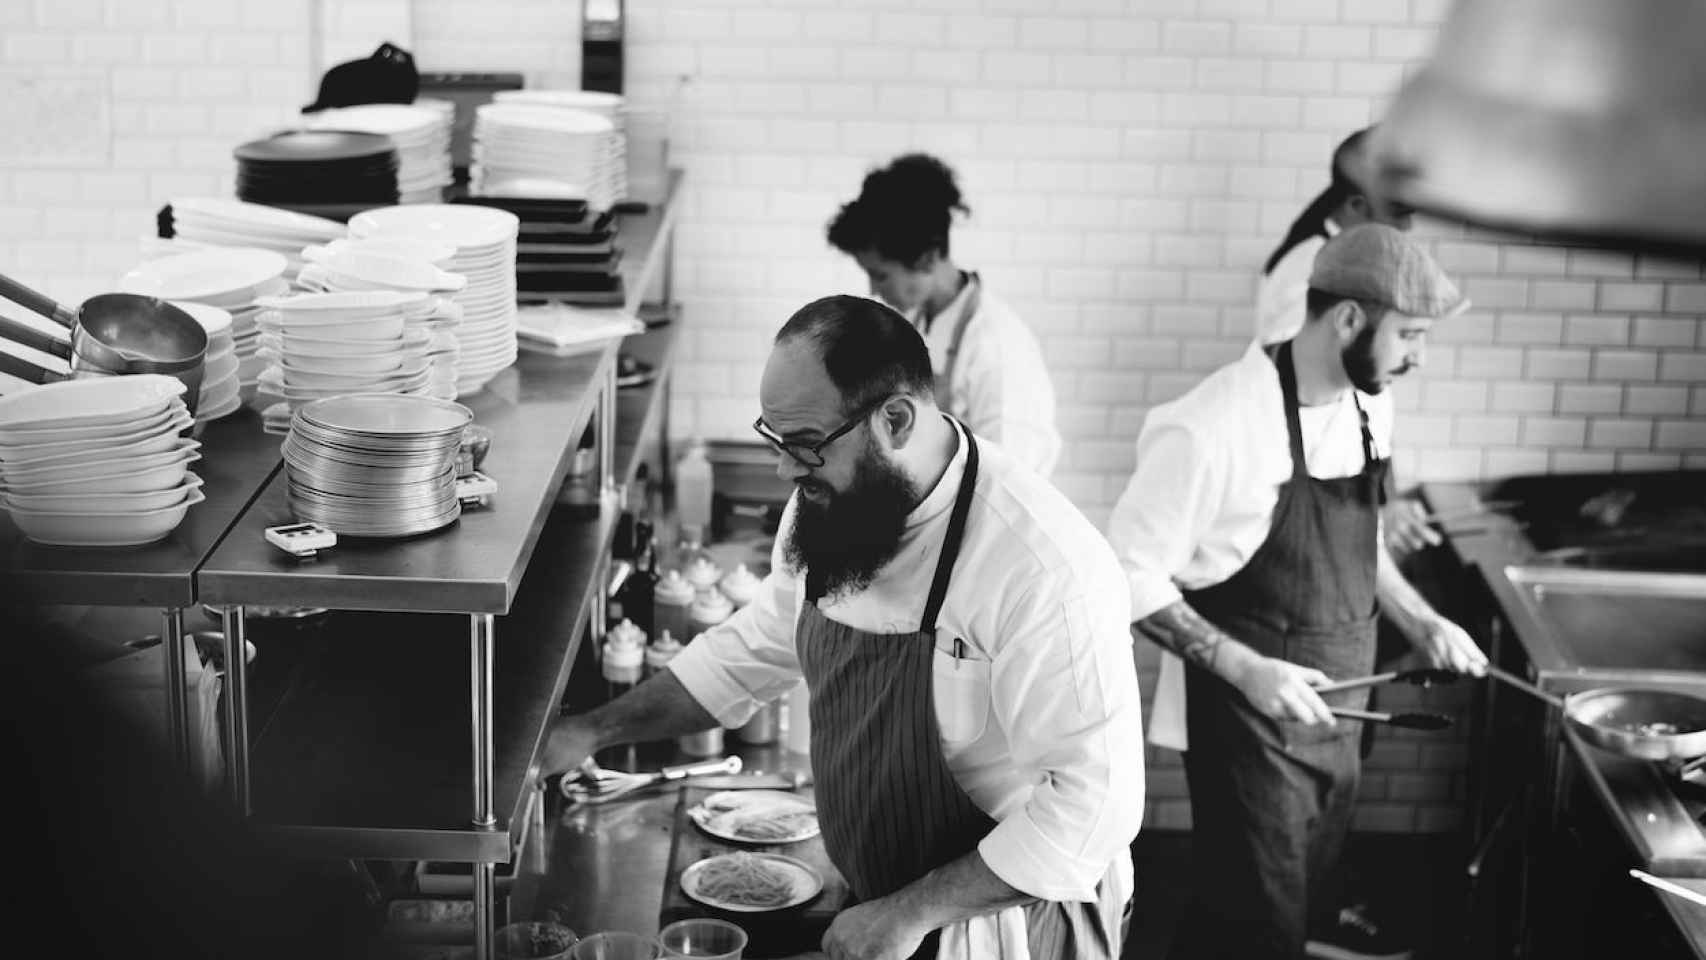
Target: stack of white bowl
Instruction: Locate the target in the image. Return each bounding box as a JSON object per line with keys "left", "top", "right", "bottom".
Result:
{"left": 170, "top": 301, "right": 242, "bottom": 426}
{"left": 347, "top": 205, "right": 520, "bottom": 397}
{"left": 283, "top": 394, "right": 472, "bottom": 538}
{"left": 300, "top": 104, "right": 455, "bottom": 204}
{"left": 0, "top": 375, "right": 204, "bottom": 547}
{"left": 116, "top": 247, "right": 292, "bottom": 408}
{"left": 161, "top": 197, "right": 345, "bottom": 281}
{"left": 299, "top": 237, "right": 466, "bottom": 399}
{"left": 252, "top": 290, "right": 435, "bottom": 434}
{"left": 489, "top": 89, "right": 628, "bottom": 204}
{"left": 469, "top": 101, "right": 622, "bottom": 210}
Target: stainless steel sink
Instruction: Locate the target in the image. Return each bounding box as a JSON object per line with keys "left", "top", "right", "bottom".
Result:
{"left": 1484, "top": 566, "right": 1706, "bottom": 691}
{"left": 1527, "top": 543, "right": 1706, "bottom": 574}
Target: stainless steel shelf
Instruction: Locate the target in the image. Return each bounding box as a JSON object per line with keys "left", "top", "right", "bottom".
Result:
{"left": 197, "top": 348, "right": 614, "bottom": 615}
{"left": 615, "top": 319, "right": 681, "bottom": 491}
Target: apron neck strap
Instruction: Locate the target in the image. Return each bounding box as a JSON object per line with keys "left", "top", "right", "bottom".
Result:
{"left": 919, "top": 420, "right": 980, "bottom": 634}
{"left": 1270, "top": 341, "right": 1310, "bottom": 479}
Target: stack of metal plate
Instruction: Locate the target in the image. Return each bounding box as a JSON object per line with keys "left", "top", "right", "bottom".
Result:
{"left": 283, "top": 394, "right": 473, "bottom": 538}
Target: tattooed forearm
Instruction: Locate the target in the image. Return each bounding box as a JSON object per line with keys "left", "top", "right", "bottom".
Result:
{"left": 1134, "top": 600, "right": 1255, "bottom": 681}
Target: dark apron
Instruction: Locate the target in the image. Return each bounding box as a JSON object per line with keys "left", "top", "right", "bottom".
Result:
{"left": 795, "top": 422, "right": 1124, "bottom": 960}
{"left": 1170, "top": 340, "right": 1389, "bottom": 960}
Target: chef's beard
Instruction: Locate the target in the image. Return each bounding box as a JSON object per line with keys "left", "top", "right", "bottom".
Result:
{"left": 1341, "top": 320, "right": 1412, "bottom": 394}
{"left": 783, "top": 441, "right": 920, "bottom": 602}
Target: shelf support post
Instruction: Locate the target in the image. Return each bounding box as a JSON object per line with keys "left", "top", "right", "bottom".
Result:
{"left": 162, "top": 606, "right": 191, "bottom": 772}
{"left": 470, "top": 612, "right": 497, "bottom": 960}
{"left": 221, "top": 605, "right": 252, "bottom": 816}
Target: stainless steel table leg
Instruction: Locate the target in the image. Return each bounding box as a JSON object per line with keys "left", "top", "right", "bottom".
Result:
{"left": 161, "top": 607, "right": 190, "bottom": 771}
{"left": 471, "top": 612, "right": 496, "bottom": 960}
{"left": 221, "top": 605, "right": 251, "bottom": 815}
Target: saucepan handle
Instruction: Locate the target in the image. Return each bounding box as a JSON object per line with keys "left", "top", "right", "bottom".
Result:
{"left": 0, "top": 315, "right": 71, "bottom": 360}
{"left": 0, "top": 272, "right": 77, "bottom": 329}
{"left": 0, "top": 349, "right": 67, "bottom": 384}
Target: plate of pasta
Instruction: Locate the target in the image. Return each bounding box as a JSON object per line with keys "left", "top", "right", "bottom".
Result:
{"left": 680, "top": 851, "right": 823, "bottom": 913}
{"left": 688, "top": 790, "right": 820, "bottom": 845}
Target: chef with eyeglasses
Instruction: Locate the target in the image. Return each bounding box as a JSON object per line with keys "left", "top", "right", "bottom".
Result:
{"left": 543, "top": 295, "right": 1144, "bottom": 960}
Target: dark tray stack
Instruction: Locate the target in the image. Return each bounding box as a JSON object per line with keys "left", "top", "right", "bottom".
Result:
{"left": 452, "top": 195, "right": 626, "bottom": 307}
{"left": 234, "top": 130, "right": 400, "bottom": 222}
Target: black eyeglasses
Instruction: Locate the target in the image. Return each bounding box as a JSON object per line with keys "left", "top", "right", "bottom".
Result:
{"left": 752, "top": 395, "right": 889, "bottom": 468}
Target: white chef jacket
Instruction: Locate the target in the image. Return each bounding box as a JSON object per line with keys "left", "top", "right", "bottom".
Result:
{"left": 1106, "top": 341, "right": 1393, "bottom": 750}
{"left": 910, "top": 280, "right": 1062, "bottom": 479}
{"left": 671, "top": 422, "right": 1142, "bottom": 955}
{"left": 1253, "top": 220, "right": 1337, "bottom": 346}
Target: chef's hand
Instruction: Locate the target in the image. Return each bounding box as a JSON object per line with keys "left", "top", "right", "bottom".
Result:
{"left": 821, "top": 897, "right": 931, "bottom": 960}
{"left": 1411, "top": 616, "right": 1488, "bottom": 677}
{"left": 539, "top": 717, "right": 599, "bottom": 779}
{"left": 1232, "top": 655, "right": 1336, "bottom": 726}
{"left": 1384, "top": 497, "right": 1442, "bottom": 555}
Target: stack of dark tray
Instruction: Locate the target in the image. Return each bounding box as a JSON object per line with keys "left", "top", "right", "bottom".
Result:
{"left": 451, "top": 195, "right": 626, "bottom": 307}
{"left": 233, "top": 130, "right": 399, "bottom": 222}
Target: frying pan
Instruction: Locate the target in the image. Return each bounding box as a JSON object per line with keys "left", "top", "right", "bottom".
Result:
{"left": 0, "top": 273, "right": 206, "bottom": 414}
{"left": 1486, "top": 665, "right": 1706, "bottom": 764}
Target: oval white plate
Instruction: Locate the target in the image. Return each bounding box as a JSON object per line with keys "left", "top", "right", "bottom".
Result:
{"left": 688, "top": 790, "right": 820, "bottom": 845}
{"left": 0, "top": 375, "right": 185, "bottom": 430}
{"left": 679, "top": 852, "right": 823, "bottom": 914}
{"left": 118, "top": 248, "right": 288, "bottom": 301}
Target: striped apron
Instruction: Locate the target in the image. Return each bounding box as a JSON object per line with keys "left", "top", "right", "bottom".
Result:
{"left": 795, "top": 425, "right": 1125, "bottom": 960}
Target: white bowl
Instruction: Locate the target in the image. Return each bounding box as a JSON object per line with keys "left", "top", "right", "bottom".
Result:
{"left": 268, "top": 349, "right": 403, "bottom": 375}
{"left": 0, "top": 400, "right": 182, "bottom": 446}
{"left": 257, "top": 312, "right": 407, "bottom": 341}
{"left": 170, "top": 300, "right": 234, "bottom": 338}
{"left": 6, "top": 486, "right": 206, "bottom": 547}
{"left": 311, "top": 250, "right": 466, "bottom": 293}
{"left": 280, "top": 357, "right": 429, "bottom": 390}
{"left": 0, "top": 437, "right": 199, "bottom": 484}
{"left": 255, "top": 289, "right": 428, "bottom": 314}
{"left": 0, "top": 446, "right": 201, "bottom": 496}
{"left": 0, "top": 374, "right": 186, "bottom": 430}
{"left": 4, "top": 474, "right": 202, "bottom": 513}
{"left": 350, "top": 204, "right": 521, "bottom": 249}
{"left": 198, "top": 373, "right": 242, "bottom": 410}
{"left": 201, "top": 350, "right": 241, "bottom": 385}
{"left": 0, "top": 408, "right": 191, "bottom": 465}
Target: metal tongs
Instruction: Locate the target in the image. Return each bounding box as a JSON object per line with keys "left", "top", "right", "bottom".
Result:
{"left": 560, "top": 754, "right": 743, "bottom": 806}
{"left": 1316, "top": 668, "right": 1461, "bottom": 731}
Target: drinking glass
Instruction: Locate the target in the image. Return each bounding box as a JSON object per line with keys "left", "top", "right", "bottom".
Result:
{"left": 657, "top": 918, "right": 748, "bottom": 959}
{"left": 495, "top": 921, "right": 578, "bottom": 960}
{"left": 567, "top": 931, "right": 662, "bottom": 960}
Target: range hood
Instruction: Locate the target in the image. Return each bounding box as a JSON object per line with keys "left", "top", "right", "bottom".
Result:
{"left": 1368, "top": 0, "right": 1706, "bottom": 254}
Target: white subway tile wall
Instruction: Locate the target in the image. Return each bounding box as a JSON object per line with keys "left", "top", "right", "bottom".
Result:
{"left": 5, "top": 0, "right": 1705, "bottom": 832}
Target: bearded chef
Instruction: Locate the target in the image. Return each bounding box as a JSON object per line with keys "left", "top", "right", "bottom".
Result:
{"left": 544, "top": 295, "right": 1144, "bottom": 960}
{"left": 827, "top": 153, "right": 1062, "bottom": 478}
{"left": 1107, "top": 225, "right": 1487, "bottom": 960}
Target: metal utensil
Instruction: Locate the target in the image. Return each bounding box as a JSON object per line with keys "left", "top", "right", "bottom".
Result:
{"left": 1630, "top": 869, "right": 1706, "bottom": 909}
{"left": 687, "top": 771, "right": 812, "bottom": 791}
{"left": 1484, "top": 666, "right": 1706, "bottom": 763}
{"left": 561, "top": 755, "right": 743, "bottom": 805}
{"left": 1331, "top": 707, "right": 1454, "bottom": 730}
{"left": 1418, "top": 499, "right": 1522, "bottom": 525}
{"left": 1315, "top": 667, "right": 1461, "bottom": 696}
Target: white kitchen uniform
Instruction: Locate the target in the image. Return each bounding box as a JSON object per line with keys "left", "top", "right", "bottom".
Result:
{"left": 670, "top": 424, "right": 1143, "bottom": 957}
{"left": 1106, "top": 341, "right": 1394, "bottom": 750}
{"left": 1253, "top": 221, "right": 1337, "bottom": 346}
{"left": 910, "top": 278, "right": 1062, "bottom": 479}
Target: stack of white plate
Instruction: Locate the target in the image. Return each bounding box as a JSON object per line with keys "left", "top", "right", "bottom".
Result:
{"left": 283, "top": 394, "right": 472, "bottom": 538}
{"left": 300, "top": 104, "right": 454, "bottom": 204}
{"left": 469, "top": 102, "right": 622, "bottom": 210}
{"left": 253, "top": 290, "right": 436, "bottom": 434}
{"left": 348, "top": 205, "right": 520, "bottom": 397}
{"left": 0, "top": 375, "right": 204, "bottom": 547}
{"left": 164, "top": 197, "right": 346, "bottom": 280}
{"left": 171, "top": 301, "right": 242, "bottom": 425}
{"left": 118, "top": 248, "right": 291, "bottom": 407}
{"left": 490, "top": 89, "right": 628, "bottom": 204}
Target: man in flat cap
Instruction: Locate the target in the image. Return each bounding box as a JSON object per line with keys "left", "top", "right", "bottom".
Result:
{"left": 1107, "top": 223, "right": 1487, "bottom": 960}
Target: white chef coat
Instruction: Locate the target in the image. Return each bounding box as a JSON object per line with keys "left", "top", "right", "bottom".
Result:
{"left": 1106, "top": 340, "right": 1393, "bottom": 751}
{"left": 670, "top": 422, "right": 1142, "bottom": 954}
{"left": 910, "top": 279, "right": 1062, "bottom": 479}
{"left": 1253, "top": 220, "right": 1338, "bottom": 346}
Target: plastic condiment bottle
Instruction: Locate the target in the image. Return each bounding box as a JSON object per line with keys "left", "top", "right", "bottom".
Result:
{"left": 677, "top": 632, "right": 724, "bottom": 758}
{"left": 652, "top": 570, "right": 696, "bottom": 649}
{"left": 644, "top": 629, "right": 682, "bottom": 680}
{"left": 688, "top": 586, "right": 734, "bottom": 638}
{"left": 683, "top": 553, "right": 723, "bottom": 598}
{"left": 718, "top": 563, "right": 761, "bottom": 609}
{"left": 602, "top": 619, "right": 646, "bottom": 703}
{"left": 676, "top": 439, "right": 714, "bottom": 546}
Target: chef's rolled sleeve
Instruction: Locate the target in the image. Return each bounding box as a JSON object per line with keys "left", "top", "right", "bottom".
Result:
{"left": 667, "top": 536, "right": 803, "bottom": 728}
{"left": 976, "top": 572, "right": 1145, "bottom": 902}
{"left": 1107, "top": 418, "right": 1225, "bottom": 622}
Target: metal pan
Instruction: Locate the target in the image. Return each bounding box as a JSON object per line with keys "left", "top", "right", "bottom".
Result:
{"left": 1486, "top": 665, "right": 1706, "bottom": 763}
{"left": 0, "top": 272, "right": 206, "bottom": 412}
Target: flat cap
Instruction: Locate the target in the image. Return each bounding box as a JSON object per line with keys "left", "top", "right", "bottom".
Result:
{"left": 1309, "top": 223, "right": 1469, "bottom": 318}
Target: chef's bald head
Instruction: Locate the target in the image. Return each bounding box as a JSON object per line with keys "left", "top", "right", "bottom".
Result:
{"left": 774, "top": 295, "right": 936, "bottom": 414}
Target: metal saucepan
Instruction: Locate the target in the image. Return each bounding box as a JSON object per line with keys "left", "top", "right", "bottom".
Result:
{"left": 0, "top": 272, "right": 207, "bottom": 413}
{"left": 1486, "top": 664, "right": 1706, "bottom": 764}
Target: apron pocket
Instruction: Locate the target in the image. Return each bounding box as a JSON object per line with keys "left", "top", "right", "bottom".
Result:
{"left": 932, "top": 647, "right": 992, "bottom": 745}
